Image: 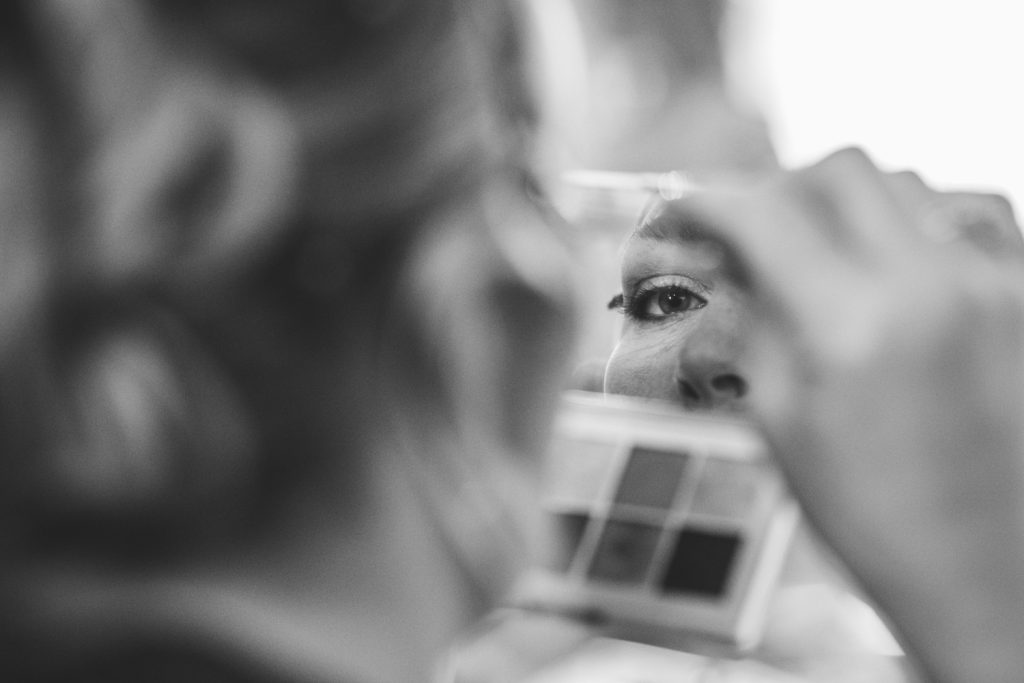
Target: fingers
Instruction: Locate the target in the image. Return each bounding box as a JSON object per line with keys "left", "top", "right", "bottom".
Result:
{"left": 650, "top": 179, "right": 849, "bottom": 306}
{"left": 646, "top": 149, "right": 1023, "bottom": 448}
{"left": 794, "top": 148, "right": 923, "bottom": 258}
{"left": 882, "top": 168, "right": 1024, "bottom": 259}
{"left": 921, "top": 192, "right": 1024, "bottom": 258}
{"left": 660, "top": 148, "right": 1021, "bottom": 315}
{"left": 654, "top": 150, "right": 898, "bottom": 346}
{"left": 658, "top": 147, "right": 917, "bottom": 294}
{"left": 885, "top": 169, "right": 936, "bottom": 210}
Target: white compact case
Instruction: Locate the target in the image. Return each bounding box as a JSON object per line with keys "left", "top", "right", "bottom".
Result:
{"left": 513, "top": 391, "right": 800, "bottom": 653}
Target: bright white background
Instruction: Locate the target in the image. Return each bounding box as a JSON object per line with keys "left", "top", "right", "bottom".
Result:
{"left": 728, "top": 0, "right": 1024, "bottom": 208}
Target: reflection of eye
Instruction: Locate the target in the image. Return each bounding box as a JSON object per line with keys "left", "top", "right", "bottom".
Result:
{"left": 639, "top": 286, "right": 706, "bottom": 319}
{"left": 613, "top": 277, "right": 709, "bottom": 323}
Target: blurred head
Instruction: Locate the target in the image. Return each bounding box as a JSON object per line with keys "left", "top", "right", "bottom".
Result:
{"left": 1, "top": 0, "right": 577, "bottom": 672}
{"left": 604, "top": 198, "right": 752, "bottom": 411}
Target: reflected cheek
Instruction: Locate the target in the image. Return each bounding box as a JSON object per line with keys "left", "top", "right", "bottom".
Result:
{"left": 603, "top": 331, "right": 682, "bottom": 401}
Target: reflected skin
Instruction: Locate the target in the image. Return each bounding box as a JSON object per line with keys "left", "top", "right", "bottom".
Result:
{"left": 602, "top": 196, "right": 912, "bottom": 680}
{"left": 604, "top": 201, "right": 753, "bottom": 412}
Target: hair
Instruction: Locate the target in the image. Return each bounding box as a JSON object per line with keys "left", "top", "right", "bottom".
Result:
{"left": 0, "top": 0, "right": 546, "bottom": 562}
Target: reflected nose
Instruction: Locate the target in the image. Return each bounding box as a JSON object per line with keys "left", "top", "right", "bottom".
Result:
{"left": 675, "top": 362, "right": 748, "bottom": 411}
{"left": 674, "top": 296, "right": 749, "bottom": 411}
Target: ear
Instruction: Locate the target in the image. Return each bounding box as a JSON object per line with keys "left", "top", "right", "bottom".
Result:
{"left": 477, "top": 261, "right": 577, "bottom": 456}
{"left": 404, "top": 193, "right": 580, "bottom": 461}
{"left": 373, "top": 196, "right": 580, "bottom": 604}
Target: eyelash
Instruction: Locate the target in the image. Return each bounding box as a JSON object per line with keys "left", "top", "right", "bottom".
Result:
{"left": 610, "top": 282, "right": 708, "bottom": 322}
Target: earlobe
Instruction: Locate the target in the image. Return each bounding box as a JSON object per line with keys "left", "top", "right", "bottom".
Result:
{"left": 377, "top": 220, "right": 578, "bottom": 604}
{"left": 484, "top": 274, "right": 577, "bottom": 455}
{"left": 412, "top": 191, "right": 580, "bottom": 458}
{"left": 478, "top": 190, "right": 581, "bottom": 452}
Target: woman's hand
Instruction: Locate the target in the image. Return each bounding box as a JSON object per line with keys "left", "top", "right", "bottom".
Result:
{"left": 661, "top": 148, "right": 1024, "bottom": 683}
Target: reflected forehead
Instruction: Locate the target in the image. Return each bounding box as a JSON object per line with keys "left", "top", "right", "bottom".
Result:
{"left": 626, "top": 201, "right": 748, "bottom": 286}
{"left": 633, "top": 201, "right": 720, "bottom": 245}
{"left": 624, "top": 208, "right": 723, "bottom": 266}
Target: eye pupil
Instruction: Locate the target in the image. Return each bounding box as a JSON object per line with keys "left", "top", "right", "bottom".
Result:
{"left": 658, "top": 289, "right": 688, "bottom": 313}
{"left": 632, "top": 284, "right": 706, "bottom": 321}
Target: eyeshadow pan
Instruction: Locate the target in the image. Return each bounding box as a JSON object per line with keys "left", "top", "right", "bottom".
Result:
{"left": 588, "top": 519, "right": 662, "bottom": 585}
{"left": 520, "top": 394, "right": 800, "bottom": 650}
{"left": 614, "top": 446, "right": 689, "bottom": 510}
{"left": 660, "top": 527, "right": 742, "bottom": 598}
{"left": 690, "top": 458, "right": 762, "bottom": 520}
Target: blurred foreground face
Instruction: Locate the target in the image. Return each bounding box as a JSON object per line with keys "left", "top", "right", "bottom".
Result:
{"left": 604, "top": 201, "right": 752, "bottom": 411}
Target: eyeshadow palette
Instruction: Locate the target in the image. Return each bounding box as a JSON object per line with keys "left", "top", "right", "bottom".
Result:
{"left": 513, "top": 391, "right": 799, "bottom": 653}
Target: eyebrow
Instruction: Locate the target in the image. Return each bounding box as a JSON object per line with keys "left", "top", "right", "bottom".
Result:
{"left": 633, "top": 202, "right": 720, "bottom": 245}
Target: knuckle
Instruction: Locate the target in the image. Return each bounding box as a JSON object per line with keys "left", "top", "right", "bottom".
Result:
{"left": 817, "top": 146, "right": 876, "bottom": 175}
{"left": 796, "top": 146, "right": 881, "bottom": 194}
